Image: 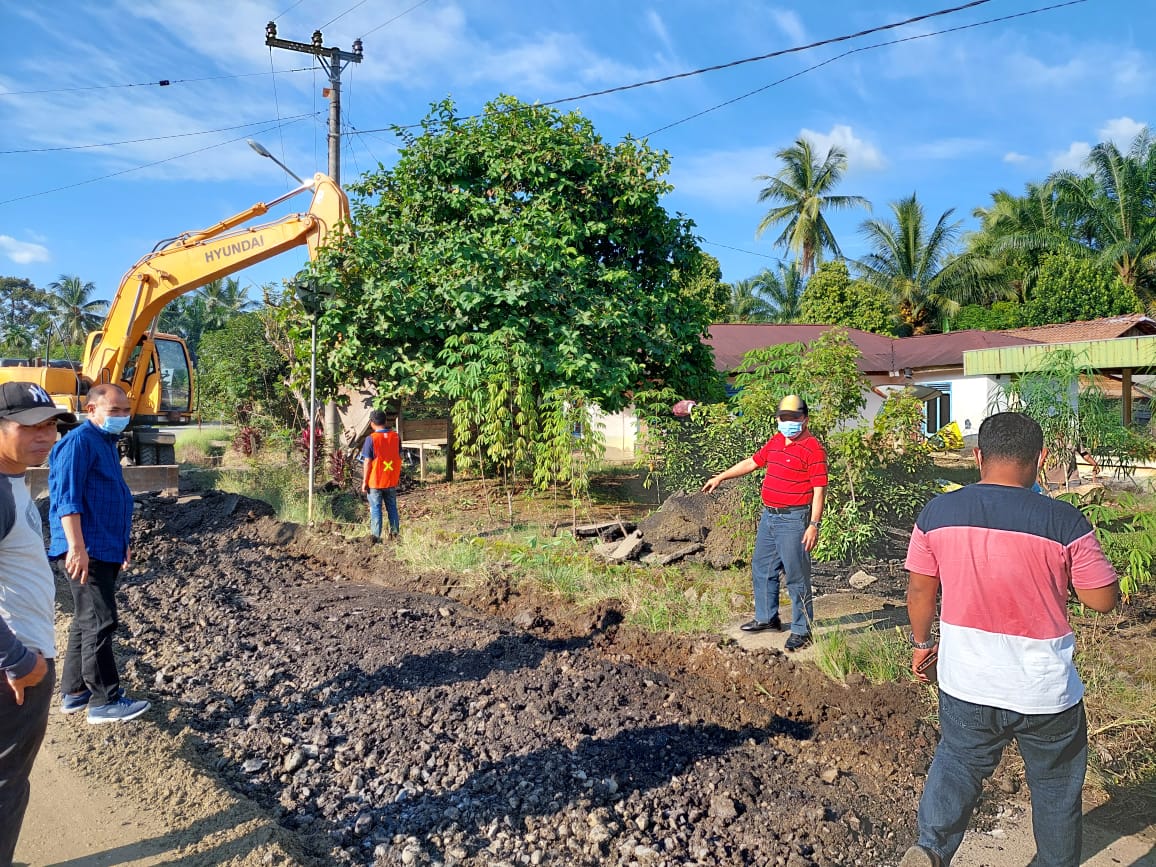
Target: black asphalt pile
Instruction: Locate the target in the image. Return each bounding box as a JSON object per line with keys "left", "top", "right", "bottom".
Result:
{"left": 583, "top": 489, "right": 750, "bottom": 569}
{"left": 114, "top": 492, "right": 939, "bottom": 866}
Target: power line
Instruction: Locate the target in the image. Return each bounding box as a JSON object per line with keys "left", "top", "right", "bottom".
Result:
{"left": 0, "top": 67, "right": 314, "bottom": 98}
{"left": 0, "top": 116, "right": 313, "bottom": 207}
{"left": 273, "top": 0, "right": 309, "bottom": 21}
{"left": 0, "top": 113, "right": 317, "bottom": 154}
{"left": 645, "top": 0, "right": 1088, "bottom": 137}
{"left": 701, "top": 240, "right": 786, "bottom": 263}
{"left": 320, "top": 0, "right": 372, "bottom": 31}
{"left": 545, "top": 0, "right": 995, "bottom": 108}
{"left": 360, "top": 0, "right": 436, "bottom": 38}
{"left": 353, "top": 0, "right": 997, "bottom": 136}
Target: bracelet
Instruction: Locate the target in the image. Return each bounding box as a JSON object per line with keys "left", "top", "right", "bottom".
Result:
{"left": 809, "top": 520, "right": 821, "bottom": 528}
{"left": 907, "top": 633, "right": 936, "bottom": 649}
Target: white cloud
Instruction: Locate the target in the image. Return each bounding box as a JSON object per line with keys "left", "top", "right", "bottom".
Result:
{"left": 1003, "top": 152, "right": 1030, "bottom": 164}
{"left": 768, "top": 9, "right": 806, "bottom": 45}
{"left": 645, "top": 9, "right": 675, "bottom": 56}
{"left": 0, "top": 235, "right": 51, "bottom": 265}
{"left": 670, "top": 146, "right": 777, "bottom": 206}
{"left": 1098, "top": 116, "right": 1147, "bottom": 146}
{"left": 799, "top": 125, "right": 886, "bottom": 172}
{"left": 1051, "top": 141, "right": 1091, "bottom": 172}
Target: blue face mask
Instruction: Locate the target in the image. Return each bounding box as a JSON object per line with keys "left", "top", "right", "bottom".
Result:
{"left": 98, "top": 415, "right": 131, "bottom": 435}
{"left": 777, "top": 420, "right": 804, "bottom": 439}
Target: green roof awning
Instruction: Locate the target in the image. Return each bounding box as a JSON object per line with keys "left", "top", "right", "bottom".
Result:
{"left": 964, "top": 336, "right": 1156, "bottom": 376}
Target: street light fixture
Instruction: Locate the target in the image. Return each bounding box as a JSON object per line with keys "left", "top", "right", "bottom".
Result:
{"left": 247, "top": 139, "right": 305, "bottom": 184}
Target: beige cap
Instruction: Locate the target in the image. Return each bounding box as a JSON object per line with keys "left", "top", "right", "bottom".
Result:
{"left": 776, "top": 394, "right": 808, "bottom": 416}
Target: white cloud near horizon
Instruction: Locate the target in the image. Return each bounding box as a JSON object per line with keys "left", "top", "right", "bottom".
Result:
{"left": 1003, "top": 151, "right": 1029, "bottom": 164}
{"left": 799, "top": 125, "right": 886, "bottom": 172}
{"left": 1098, "top": 116, "right": 1147, "bottom": 145}
{"left": 0, "top": 235, "right": 51, "bottom": 265}
{"left": 1051, "top": 141, "right": 1092, "bottom": 172}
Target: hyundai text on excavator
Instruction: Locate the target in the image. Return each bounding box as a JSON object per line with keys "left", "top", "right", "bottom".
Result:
{"left": 0, "top": 173, "right": 349, "bottom": 464}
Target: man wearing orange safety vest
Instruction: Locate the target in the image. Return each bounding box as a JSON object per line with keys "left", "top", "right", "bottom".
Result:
{"left": 360, "top": 410, "right": 402, "bottom": 542}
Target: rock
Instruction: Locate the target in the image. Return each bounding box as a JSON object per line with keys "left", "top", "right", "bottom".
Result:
{"left": 709, "top": 794, "right": 739, "bottom": 820}
{"left": 848, "top": 570, "right": 877, "bottom": 590}
{"left": 603, "top": 530, "right": 645, "bottom": 563}
{"left": 640, "top": 543, "right": 704, "bottom": 566}
{"left": 283, "top": 749, "right": 306, "bottom": 773}
{"left": 820, "top": 767, "right": 840, "bottom": 784}
{"left": 242, "top": 758, "right": 266, "bottom": 774}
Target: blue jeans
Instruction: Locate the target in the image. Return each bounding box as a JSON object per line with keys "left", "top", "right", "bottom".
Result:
{"left": 751, "top": 506, "right": 813, "bottom": 635}
{"left": 367, "top": 487, "right": 399, "bottom": 538}
{"left": 918, "top": 690, "right": 1087, "bottom": 866}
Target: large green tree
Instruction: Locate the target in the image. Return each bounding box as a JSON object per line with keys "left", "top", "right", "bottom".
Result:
{"left": 1022, "top": 251, "right": 1143, "bottom": 326}
{"left": 797, "top": 260, "right": 895, "bottom": 334}
{"left": 857, "top": 194, "right": 994, "bottom": 335}
{"left": 46, "top": 274, "right": 107, "bottom": 347}
{"left": 755, "top": 138, "right": 870, "bottom": 277}
{"left": 309, "top": 96, "right": 721, "bottom": 480}
{"left": 197, "top": 311, "right": 300, "bottom": 426}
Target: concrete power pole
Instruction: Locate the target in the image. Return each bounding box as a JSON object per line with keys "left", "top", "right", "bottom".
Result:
{"left": 264, "top": 22, "right": 362, "bottom": 447}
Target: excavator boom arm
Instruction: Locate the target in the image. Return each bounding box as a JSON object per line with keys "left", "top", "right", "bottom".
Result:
{"left": 84, "top": 173, "right": 348, "bottom": 386}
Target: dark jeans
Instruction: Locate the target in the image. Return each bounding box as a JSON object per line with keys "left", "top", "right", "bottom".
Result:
{"left": 367, "top": 487, "right": 400, "bottom": 538}
{"left": 0, "top": 658, "right": 54, "bottom": 866}
{"left": 918, "top": 690, "right": 1087, "bottom": 866}
{"left": 59, "top": 559, "right": 122, "bottom": 707}
{"left": 750, "top": 506, "right": 813, "bottom": 635}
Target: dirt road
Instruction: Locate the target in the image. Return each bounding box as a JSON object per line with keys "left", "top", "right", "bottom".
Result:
{"left": 15, "top": 490, "right": 1156, "bottom": 865}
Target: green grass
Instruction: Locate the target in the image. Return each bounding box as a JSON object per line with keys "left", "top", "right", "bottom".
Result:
{"left": 812, "top": 623, "right": 913, "bottom": 684}
{"left": 174, "top": 427, "right": 232, "bottom": 466}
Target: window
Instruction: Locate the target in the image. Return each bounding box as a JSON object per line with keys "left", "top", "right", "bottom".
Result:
{"left": 923, "top": 382, "right": 952, "bottom": 435}
{"left": 155, "top": 338, "right": 192, "bottom": 412}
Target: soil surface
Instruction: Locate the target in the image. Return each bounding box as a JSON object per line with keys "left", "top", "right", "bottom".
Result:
{"left": 19, "top": 477, "right": 1156, "bottom": 866}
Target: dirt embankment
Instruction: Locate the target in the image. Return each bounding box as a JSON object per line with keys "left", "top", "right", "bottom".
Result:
{"left": 54, "top": 490, "right": 940, "bottom": 866}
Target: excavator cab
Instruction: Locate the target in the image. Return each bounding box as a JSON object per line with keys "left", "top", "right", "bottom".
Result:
{"left": 118, "top": 334, "right": 194, "bottom": 464}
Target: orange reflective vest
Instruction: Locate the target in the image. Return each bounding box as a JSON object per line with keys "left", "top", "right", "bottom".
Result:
{"left": 366, "top": 429, "right": 401, "bottom": 489}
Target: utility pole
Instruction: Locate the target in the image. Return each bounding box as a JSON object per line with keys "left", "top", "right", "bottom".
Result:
{"left": 265, "top": 22, "right": 362, "bottom": 448}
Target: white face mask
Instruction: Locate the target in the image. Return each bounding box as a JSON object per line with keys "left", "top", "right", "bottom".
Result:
{"left": 778, "top": 420, "right": 804, "bottom": 438}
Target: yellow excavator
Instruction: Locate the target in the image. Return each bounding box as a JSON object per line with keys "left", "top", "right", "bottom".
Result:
{"left": 0, "top": 173, "right": 349, "bottom": 464}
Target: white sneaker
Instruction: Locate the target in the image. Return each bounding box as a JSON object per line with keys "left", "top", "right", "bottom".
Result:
{"left": 86, "top": 696, "right": 151, "bottom": 725}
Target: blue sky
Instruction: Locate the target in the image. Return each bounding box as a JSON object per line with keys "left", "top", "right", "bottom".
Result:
{"left": 1, "top": 0, "right": 1152, "bottom": 307}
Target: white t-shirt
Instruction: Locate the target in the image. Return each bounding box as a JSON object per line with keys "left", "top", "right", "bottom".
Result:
{"left": 0, "top": 474, "right": 56, "bottom": 663}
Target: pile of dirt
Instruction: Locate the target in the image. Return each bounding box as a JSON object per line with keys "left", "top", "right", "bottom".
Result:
{"left": 77, "top": 490, "right": 947, "bottom": 866}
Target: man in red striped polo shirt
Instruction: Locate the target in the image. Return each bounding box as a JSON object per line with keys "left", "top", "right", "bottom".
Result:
{"left": 703, "top": 395, "right": 828, "bottom": 651}
{"left": 900, "top": 412, "right": 1118, "bottom": 867}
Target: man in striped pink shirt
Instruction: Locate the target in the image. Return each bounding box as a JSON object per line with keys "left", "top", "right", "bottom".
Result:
{"left": 900, "top": 412, "right": 1118, "bottom": 867}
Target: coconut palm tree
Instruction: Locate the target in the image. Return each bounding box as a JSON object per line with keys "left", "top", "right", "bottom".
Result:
{"left": 857, "top": 194, "right": 995, "bottom": 335}
{"left": 756, "top": 138, "right": 870, "bottom": 277}
{"left": 756, "top": 262, "right": 806, "bottom": 323}
{"left": 1051, "top": 127, "right": 1156, "bottom": 308}
{"left": 46, "top": 274, "right": 107, "bottom": 347}
{"left": 726, "top": 277, "right": 776, "bottom": 322}
{"left": 198, "top": 277, "right": 254, "bottom": 332}
{"left": 968, "top": 181, "right": 1073, "bottom": 302}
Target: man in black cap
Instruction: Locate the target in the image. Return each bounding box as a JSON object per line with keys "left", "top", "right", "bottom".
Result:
{"left": 702, "top": 395, "right": 827, "bottom": 651}
{"left": 0, "top": 381, "right": 76, "bottom": 862}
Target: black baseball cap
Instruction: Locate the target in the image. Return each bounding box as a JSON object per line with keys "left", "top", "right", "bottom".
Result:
{"left": 0, "top": 381, "right": 78, "bottom": 425}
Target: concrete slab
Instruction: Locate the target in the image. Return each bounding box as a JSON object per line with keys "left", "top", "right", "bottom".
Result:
{"left": 723, "top": 591, "right": 911, "bottom": 661}
{"left": 25, "top": 464, "right": 179, "bottom": 498}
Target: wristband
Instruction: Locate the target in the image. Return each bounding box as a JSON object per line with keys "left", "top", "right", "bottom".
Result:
{"left": 809, "top": 520, "right": 821, "bottom": 528}
{"left": 907, "top": 633, "right": 936, "bottom": 649}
